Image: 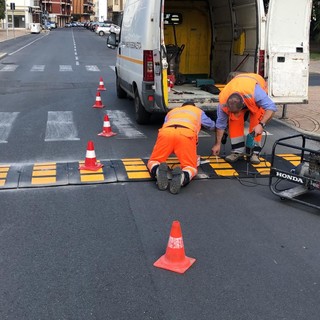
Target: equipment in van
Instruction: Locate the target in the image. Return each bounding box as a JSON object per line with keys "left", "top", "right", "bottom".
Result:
{"left": 106, "top": 0, "right": 312, "bottom": 125}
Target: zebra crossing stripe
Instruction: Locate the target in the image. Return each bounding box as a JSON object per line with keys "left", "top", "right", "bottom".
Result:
{"left": 107, "top": 110, "right": 147, "bottom": 139}
{"left": 85, "top": 65, "right": 100, "bottom": 72}
{"left": 31, "top": 65, "right": 45, "bottom": 72}
{"left": 59, "top": 65, "right": 73, "bottom": 72}
{"left": 45, "top": 111, "right": 80, "bottom": 141}
{"left": 0, "top": 65, "right": 18, "bottom": 72}
{"left": 0, "top": 112, "right": 19, "bottom": 143}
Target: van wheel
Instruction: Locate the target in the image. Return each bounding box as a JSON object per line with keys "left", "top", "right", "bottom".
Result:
{"left": 116, "top": 75, "right": 127, "bottom": 99}
{"left": 134, "top": 90, "right": 151, "bottom": 125}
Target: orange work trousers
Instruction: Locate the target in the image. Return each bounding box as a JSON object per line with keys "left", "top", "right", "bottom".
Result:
{"left": 147, "top": 127, "right": 198, "bottom": 179}
{"left": 229, "top": 108, "right": 265, "bottom": 143}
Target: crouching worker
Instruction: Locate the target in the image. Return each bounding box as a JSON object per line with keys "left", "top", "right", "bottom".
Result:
{"left": 212, "top": 73, "right": 277, "bottom": 164}
{"left": 147, "top": 102, "right": 215, "bottom": 194}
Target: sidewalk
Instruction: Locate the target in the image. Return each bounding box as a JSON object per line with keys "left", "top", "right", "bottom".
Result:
{"left": 0, "top": 29, "right": 320, "bottom": 138}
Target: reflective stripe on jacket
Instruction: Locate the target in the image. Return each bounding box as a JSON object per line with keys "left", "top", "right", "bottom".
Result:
{"left": 162, "top": 105, "right": 202, "bottom": 133}
{"left": 220, "top": 73, "right": 267, "bottom": 116}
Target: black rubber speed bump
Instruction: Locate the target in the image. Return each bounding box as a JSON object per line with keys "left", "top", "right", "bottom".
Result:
{"left": 68, "top": 160, "right": 117, "bottom": 185}
{"left": 18, "top": 162, "right": 68, "bottom": 188}
{"left": 113, "top": 158, "right": 152, "bottom": 182}
{"left": 0, "top": 164, "right": 20, "bottom": 189}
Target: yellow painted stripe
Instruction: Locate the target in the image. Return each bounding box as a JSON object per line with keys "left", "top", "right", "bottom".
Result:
{"left": 34, "top": 165, "right": 56, "bottom": 170}
{"left": 0, "top": 173, "right": 7, "bottom": 178}
{"left": 122, "top": 158, "right": 143, "bottom": 161}
{"left": 277, "top": 154, "right": 298, "bottom": 157}
{"left": 0, "top": 179, "right": 5, "bottom": 186}
{"left": 122, "top": 160, "right": 145, "bottom": 165}
{"left": 33, "top": 170, "right": 56, "bottom": 177}
{"left": 127, "top": 172, "right": 151, "bottom": 179}
{"left": 79, "top": 168, "right": 104, "bottom": 174}
{"left": 125, "top": 165, "right": 148, "bottom": 171}
{"left": 256, "top": 168, "right": 270, "bottom": 175}
{"left": 215, "top": 169, "right": 238, "bottom": 176}
{"left": 210, "top": 163, "right": 233, "bottom": 169}
{"left": 34, "top": 162, "right": 56, "bottom": 166}
{"left": 32, "top": 177, "right": 56, "bottom": 184}
{"left": 0, "top": 167, "right": 10, "bottom": 172}
{"left": 118, "top": 54, "right": 143, "bottom": 65}
{"left": 80, "top": 174, "right": 105, "bottom": 182}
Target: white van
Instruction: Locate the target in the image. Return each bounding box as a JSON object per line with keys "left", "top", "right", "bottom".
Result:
{"left": 30, "top": 23, "right": 41, "bottom": 34}
{"left": 107, "top": 0, "right": 312, "bottom": 124}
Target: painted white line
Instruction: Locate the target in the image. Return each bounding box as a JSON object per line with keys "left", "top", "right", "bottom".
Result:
{"left": 107, "top": 110, "right": 146, "bottom": 139}
{"left": 8, "top": 34, "right": 49, "bottom": 56}
{"left": 59, "top": 65, "right": 73, "bottom": 72}
{"left": 30, "top": 65, "right": 45, "bottom": 72}
{"left": 0, "top": 112, "right": 19, "bottom": 143}
{"left": 198, "top": 130, "right": 211, "bottom": 137}
{"left": 110, "top": 66, "right": 115, "bottom": 72}
{"left": 85, "top": 65, "right": 100, "bottom": 72}
{"left": 0, "top": 65, "right": 18, "bottom": 72}
{"left": 76, "top": 61, "right": 79, "bottom": 66}
{"left": 45, "top": 111, "right": 80, "bottom": 141}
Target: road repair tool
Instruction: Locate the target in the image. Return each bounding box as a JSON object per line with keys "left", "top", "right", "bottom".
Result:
{"left": 154, "top": 220, "right": 196, "bottom": 274}
{"left": 269, "top": 134, "right": 320, "bottom": 209}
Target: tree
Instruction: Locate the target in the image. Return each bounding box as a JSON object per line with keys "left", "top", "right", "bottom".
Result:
{"left": 0, "top": 0, "right": 5, "bottom": 20}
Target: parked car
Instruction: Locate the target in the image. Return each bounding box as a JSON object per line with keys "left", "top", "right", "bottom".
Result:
{"left": 30, "top": 23, "right": 41, "bottom": 34}
{"left": 49, "top": 22, "right": 57, "bottom": 29}
{"left": 95, "top": 23, "right": 120, "bottom": 36}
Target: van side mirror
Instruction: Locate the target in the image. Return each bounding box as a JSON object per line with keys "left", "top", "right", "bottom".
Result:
{"left": 107, "top": 32, "right": 118, "bottom": 49}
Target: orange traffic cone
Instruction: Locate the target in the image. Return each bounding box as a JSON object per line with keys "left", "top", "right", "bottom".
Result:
{"left": 79, "top": 140, "right": 104, "bottom": 171}
{"left": 97, "top": 77, "right": 106, "bottom": 91}
{"left": 92, "top": 91, "right": 105, "bottom": 109}
{"left": 154, "top": 220, "right": 196, "bottom": 274}
{"left": 98, "top": 114, "right": 117, "bottom": 137}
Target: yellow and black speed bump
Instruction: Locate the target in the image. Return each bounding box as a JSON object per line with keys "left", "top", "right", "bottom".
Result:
{"left": 0, "top": 164, "right": 20, "bottom": 189}
{"left": 68, "top": 160, "right": 117, "bottom": 185}
{"left": 18, "top": 162, "right": 69, "bottom": 188}
{"left": 113, "top": 158, "right": 152, "bottom": 182}
{"left": 0, "top": 154, "right": 303, "bottom": 190}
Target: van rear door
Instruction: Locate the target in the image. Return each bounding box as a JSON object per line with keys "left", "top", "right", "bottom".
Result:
{"left": 266, "top": 0, "right": 312, "bottom": 104}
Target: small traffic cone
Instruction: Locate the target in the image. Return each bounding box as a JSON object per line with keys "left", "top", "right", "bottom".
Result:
{"left": 92, "top": 91, "right": 105, "bottom": 109}
{"left": 97, "top": 77, "right": 106, "bottom": 91}
{"left": 79, "top": 140, "right": 104, "bottom": 171}
{"left": 154, "top": 221, "right": 196, "bottom": 274}
{"left": 98, "top": 114, "right": 117, "bottom": 137}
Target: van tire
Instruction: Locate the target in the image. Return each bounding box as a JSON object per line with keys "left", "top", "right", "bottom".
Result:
{"left": 116, "top": 75, "right": 127, "bottom": 99}
{"left": 99, "top": 31, "right": 105, "bottom": 36}
{"left": 134, "top": 89, "right": 151, "bottom": 124}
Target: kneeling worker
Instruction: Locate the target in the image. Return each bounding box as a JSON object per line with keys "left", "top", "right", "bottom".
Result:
{"left": 147, "top": 102, "right": 215, "bottom": 194}
{"left": 212, "top": 73, "right": 277, "bottom": 164}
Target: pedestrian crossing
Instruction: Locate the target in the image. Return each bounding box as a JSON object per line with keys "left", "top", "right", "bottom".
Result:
{"left": 0, "top": 111, "right": 214, "bottom": 143}
{"left": 0, "top": 64, "right": 104, "bottom": 72}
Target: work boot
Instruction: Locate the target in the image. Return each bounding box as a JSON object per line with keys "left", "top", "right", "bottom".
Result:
{"left": 169, "top": 167, "right": 184, "bottom": 194}
{"left": 225, "top": 152, "right": 244, "bottom": 163}
{"left": 250, "top": 153, "right": 261, "bottom": 164}
{"left": 156, "top": 162, "right": 169, "bottom": 191}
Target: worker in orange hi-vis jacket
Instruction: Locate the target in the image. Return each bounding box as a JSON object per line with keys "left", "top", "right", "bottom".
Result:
{"left": 147, "top": 101, "right": 215, "bottom": 194}
{"left": 212, "top": 73, "right": 277, "bottom": 165}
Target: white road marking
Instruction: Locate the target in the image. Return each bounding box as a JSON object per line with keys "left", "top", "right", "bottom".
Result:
{"left": 30, "top": 65, "right": 45, "bottom": 72}
{"left": 0, "top": 112, "right": 19, "bottom": 143}
{"left": 85, "top": 65, "right": 100, "bottom": 72}
{"left": 8, "top": 34, "right": 49, "bottom": 56}
{"left": 107, "top": 110, "right": 146, "bottom": 139}
{"left": 59, "top": 65, "right": 73, "bottom": 72}
{"left": 0, "top": 65, "right": 18, "bottom": 72}
{"left": 45, "top": 111, "right": 80, "bottom": 141}
{"left": 110, "top": 66, "right": 115, "bottom": 72}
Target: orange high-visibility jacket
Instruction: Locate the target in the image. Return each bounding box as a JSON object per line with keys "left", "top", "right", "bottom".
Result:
{"left": 220, "top": 73, "right": 267, "bottom": 115}
{"left": 162, "top": 105, "right": 202, "bottom": 134}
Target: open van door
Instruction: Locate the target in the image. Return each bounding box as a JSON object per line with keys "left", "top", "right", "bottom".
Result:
{"left": 266, "top": 0, "right": 312, "bottom": 104}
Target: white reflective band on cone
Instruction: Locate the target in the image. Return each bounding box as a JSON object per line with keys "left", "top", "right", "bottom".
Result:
{"left": 168, "top": 236, "right": 184, "bottom": 249}
{"left": 86, "top": 150, "right": 96, "bottom": 158}
{"left": 104, "top": 121, "right": 111, "bottom": 126}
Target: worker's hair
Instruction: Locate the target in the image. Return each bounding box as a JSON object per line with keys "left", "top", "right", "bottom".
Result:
{"left": 182, "top": 101, "right": 196, "bottom": 107}
{"left": 227, "top": 93, "right": 245, "bottom": 112}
